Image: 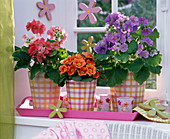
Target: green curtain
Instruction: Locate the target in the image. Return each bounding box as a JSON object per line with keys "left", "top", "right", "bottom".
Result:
{"left": 0, "top": 0, "right": 15, "bottom": 139}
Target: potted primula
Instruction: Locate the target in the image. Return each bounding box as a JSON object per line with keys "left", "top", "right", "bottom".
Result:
{"left": 58, "top": 52, "right": 100, "bottom": 111}
{"left": 13, "top": 19, "right": 68, "bottom": 109}
{"left": 93, "top": 12, "right": 162, "bottom": 111}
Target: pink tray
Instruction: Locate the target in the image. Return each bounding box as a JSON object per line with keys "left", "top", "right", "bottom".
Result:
{"left": 16, "top": 97, "right": 139, "bottom": 121}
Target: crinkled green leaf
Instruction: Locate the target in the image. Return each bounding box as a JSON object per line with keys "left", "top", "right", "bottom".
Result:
{"left": 46, "top": 67, "right": 60, "bottom": 84}
{"left": 121, "top": 58, "right": 143, "bottom": 73}
{"left": 144, "top": 54, "right": 162, "bottom": 66}
{"left": 49, "top": 49, "right": 57, "bottom": 57}
{"left": 94, "top": 53, "right": 113, "bottom": 61}
{"left": 148, "top": 65, "right": 162, "bottom": 75}
{"left": 57, "top": 48, "right": 67, "bottom": 59}
{"left": 134, "top": 66, "right": 150, "bottom": 85}
{"left": 105, "top": 66, "right": 128, "bottom": 87}
{"left": 115, "top": 52, "right": 129, "bottom": 63}
{"left": 127, "top": 40, "right": 138, "bottom": 54}
{"left": 30, "top": 64, "right": 43, "bottom": 80}
{"left": 72, "top": 76, "right": 82, "bottom": 81}
{"left": 81, "top": 78, "right": 93, "bottom": 82}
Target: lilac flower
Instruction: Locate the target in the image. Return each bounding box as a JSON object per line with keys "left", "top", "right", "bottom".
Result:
{"left": 110, "top": 32, "right": 120, "bottom": 43}
{"left": 131, "top": 25, "right": 138, "bottom": 33}
{"left": 105, "top": 14, "right": 114, "bottom": 25}
{"left": 111, "top": 12, "right": 119, "bottom": 22}
{"left": 150, "top": 50, "right": 158, "bottom": 57}
{"left": 115, "top": 43, "right": 121, "bottom": 50}
{"left": 113, "top": 20, "right": 121, "bottom": 29}
{"left": 118, "top": 12, "right": 129, "bottom": 22}
{"left": 141, "top": 37, "right": 153, "bottom": 46}
{"left": 139, "top": 17, "right": 148, "bottom": 25}
{"left": 137, "top": 44, "right": 144, "bottom": 54}
{"left": 119, "top": 34, "right": 126, "bottom": 43}
{"left": 141, "top": 27, "right": 151, "bottom": 36}
{"left": 139, "top": 50, "right": 149, "bottom": 58}
{"left": 127, "top": 34, "right": 132, "bottom": 43}
{"left": 130, "top": 15, "right": 139, "bottom": 26}
{"left": 122, "top": 20, "right": 133, "bottom": 32}
{"left": 94, "top": 44, "right": 107, "bottom": 54}
{"left": 120, "top": 43, "right": 128, "bottom": 52}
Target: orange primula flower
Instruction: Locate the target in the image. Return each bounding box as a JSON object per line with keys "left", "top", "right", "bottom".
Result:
{"left": 68, "top": 65, "right": 76, "bottom": 75}
{"left": 73, "top": 58, "right": 86, "bottom": 68}
{"left": 59, "top": 65, "right": 69, "bottom": 74}
{"left": 98, "top": 100, "right": 103, "bottom": 105}
{"left": 75, "top": 54, "right": 86, "bottom": 60}
{"left": 82, "top": 52, "right": 94, "bottom": 60}
{"left": 86, "top": 59, "right": 95, "bottom": 66}
{"left": 61, "top": 55, "right": 73, "bottom": 64}
{"left": 86, "top": 64, "right": 96, "bottom": 76}
{"left": 78, "top": 67, "right": 87, "bottom": 76}
{"left": 93, "top": 71, "right": 99, "bottom": 78}
{"left": 123, "top": 102, "right": 129, "bottom": 107}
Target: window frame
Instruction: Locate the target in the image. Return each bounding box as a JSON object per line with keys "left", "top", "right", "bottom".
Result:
{"left": 68, "top": 0, "right": 168, "bottom": 101}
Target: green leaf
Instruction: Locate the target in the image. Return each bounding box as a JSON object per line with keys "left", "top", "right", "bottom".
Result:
{"left": 58, "top": 77, "right": 66, "bottom": 87}
{"left": 134, "top": 66, "right": 150, "bottom": 85}
{"left": 105, "top": 67, "right": 128, "bottom": 87}
{"left": 148, "top": 28, "right": 159, "bottom": 40}
{"left": 72, "top": 76, "right": 82, "bottom": 81}
{"left": 127, "top": 40, "right": 138, "bottom": 54}
{"left": 144, "top": 54, "right": 162, "bottom": 66}
{"left": 148, "top": 65, "right": 162, "bottom": 75}
{"left": 21, "top": 46, "right": 29, "bottom": 53}
{"left": 81, "top": 78, "right": 93, "bottom": 82}
{"left": 94, "top": 53, "right": 112, "bottom": 61}
{"left": 30, "top": 64, "right": 42, "bottom": 80}
{"left": 49, "top": 111, "right": 57, "bottom": 118}
{"left": 49, "top": 49, "right": 57, "bottom": 57}
{"left": 46, "top": 39, "right": 55, "bottom": 43}
{"left": 46, "top": 67, "right": 60, "bottom": 84}
{"left": 57, "top": 48, "right": 67, "bottom": 59}
{"left": 15, "top": 46, "right": 21, "bottom": 51}
{"left": 12, "top": 51, "right": 31, "bottom": 70}
{"left": 115, "top": 52, "right": 129, "bottom": 63}
{"left": 121, "top": 58, "right": 144, "bottom": 73}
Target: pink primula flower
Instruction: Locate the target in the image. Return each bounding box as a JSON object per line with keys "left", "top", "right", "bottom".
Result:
{"left": 47, "top": 30, "right": 55, "bottom": 40}
{"left": 28, "top": 45, "right": 38, "bottom": 58}
{"left": 37, "top": 53, "right": 46, "bottom": 63}
{"left": 51, "top": 42, "right": 60, "bottom": 49}
{"left": 22, "top": 34, "right": 28, "bottom": 41}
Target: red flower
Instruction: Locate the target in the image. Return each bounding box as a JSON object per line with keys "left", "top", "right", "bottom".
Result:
{"left": 37, "top": 53, "right": 46, "bottom": 63}
{"left": 28, "top": 45, "right": 38, "bottom": 57}
{"left": 75, "top": 54, "right": 86, "bottom": 60}
{"left": 60, "top": 96, "right": 64, "bottom": 101}
{"left": 106, "top": 98, "right": 110, "bottom": 103}
{"left": 86, "top": 64, "right": 96, "bottom": 76}
{"left": 118, "top": 100, "right": 121, "bottom": 106}
{"left": 82, "top": 52, "right": 94, "bottom": 60}
{"left": 68, "top": 65, "right": 76, "bottom": 75}
{"left": 51, "top": 42, "right": 60, "bottom": 49}
{"left": 93, "top": 71, "right": 99, "bottom": 78}
{"left": 86, "top": 59, "right": 95, "bottom": 66}
{"left": 59, "top": 65, "right": 69, "bottom": 74}
{"left": 73, "top": 58, "right": 86, "bottom": 68}
{"left": 61, "top": 56, "right": 73, "bottom": 65}
{"left": 78, "top": 67, "right": 87, "bottom": 76}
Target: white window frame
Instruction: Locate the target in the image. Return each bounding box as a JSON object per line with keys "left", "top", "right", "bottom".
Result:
{"left": 66, "top": 0, "right": 170, "bottom": 102}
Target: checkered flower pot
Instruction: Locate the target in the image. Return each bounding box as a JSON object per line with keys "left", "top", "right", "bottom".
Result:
{"left": 66, "top": 80, "right": 97, "bottom": 111}
{"left": 29, "top": 72, "right": 61, "bottom": 109}
{"left": 110, "top": 72, "right": 145, "bottom": 112}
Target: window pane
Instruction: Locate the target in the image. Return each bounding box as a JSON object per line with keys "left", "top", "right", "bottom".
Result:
{"left": 77, "top": 0, "right": 111, "bottom": 27}
{"left": 77, "top": 32, "right": 107, "bottom": 86}
{"left": 118, "top": 0, "right": 157, "bottom": 89}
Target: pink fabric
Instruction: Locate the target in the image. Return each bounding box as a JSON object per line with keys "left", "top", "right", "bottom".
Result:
{"left": 32, "top": 121, "right": 110, "bottom": 139}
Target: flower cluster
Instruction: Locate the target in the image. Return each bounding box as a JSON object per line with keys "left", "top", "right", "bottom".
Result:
{"left": 59, "top": 52, "right": 99, "bottom": 78}
{"left": 94, "top": 12, "right": 158, "bottom": 59}
{"left": 93, "top": 12, "right": 162, "bottom": 87}
{"left": 23, "top": 19, "right": 68, "bottom": 63}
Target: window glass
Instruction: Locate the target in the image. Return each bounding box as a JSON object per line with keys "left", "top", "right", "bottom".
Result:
{"left": 118, "top": 0, "right": 157, "bottom": 89}
{"left": 77, "top": 0, "right": 111, "bottom": 27}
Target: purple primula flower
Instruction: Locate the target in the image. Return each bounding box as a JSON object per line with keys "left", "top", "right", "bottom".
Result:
{"left": 105, "top": 14, "right": 114, "bottom": 25}
{"left": 120, "top": 43, "right": 128, "bottom": 52}
{"left": 113, "top": 20, "right": 121, "bottom": 29}
{"left": 150, "top": 49, "right": 158, "bottom": 57}
{"left": 122, "top": 20, "right": 133, "bottom": 32}
{"left": 141, "top": 37, "right": 153, "bottom": 46}
{"left": 137, "top": 44, "right": 144, "bottom": 54}
{"left": 139, "top": 50, "right": 149, "bottom": 58}
{"left": 127, "top": 34, "right": 132, "bottom": 43}
{"left": 119, "top": 34, "right": 126, "bottom": 43}
{"left": 130, "top": 15, "right": 139, "bottom": 26}
{"left": 131, "top": 25, "right": 138, "bottom": 33}
{"left": 141, "top": 27, "right": 151, "bottom": 36}
{"left": 110, "top": 32, "right": 120, "bottom": 43}
{"left": 139, "top": 17, "right": 148, "bottom": 25}
{"left": 115, "top": 43, "right": 121, "bottom": 50}
{"left": 94, "top": 44, "right": 107, "bottom": 54}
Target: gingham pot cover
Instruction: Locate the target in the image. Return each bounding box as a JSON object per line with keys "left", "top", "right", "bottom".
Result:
{"left": 66, "top": 80, "right": 97, "bottom": 111}
{"left": 110, "top": 72, "right": 145, "bottom": 112}
{"left": 29, "top": 72, "right": 61, "bottom": 109}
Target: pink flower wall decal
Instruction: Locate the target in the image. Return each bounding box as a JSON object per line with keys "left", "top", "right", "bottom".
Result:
{"left": 79, "top": 0, "right": 102, "bottom": 24}
{"left": 37, "top": 0, "right": 55, "bottom": 21}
